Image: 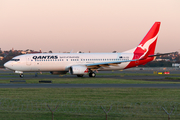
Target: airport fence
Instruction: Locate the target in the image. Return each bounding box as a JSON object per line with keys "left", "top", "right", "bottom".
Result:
{"left": 0, "top": 99, "right": 180, "bottom": 119}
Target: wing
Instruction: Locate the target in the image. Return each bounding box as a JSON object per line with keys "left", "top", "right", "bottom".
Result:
{"left": 86, "top": 59, "right": 137, "bottom": 69}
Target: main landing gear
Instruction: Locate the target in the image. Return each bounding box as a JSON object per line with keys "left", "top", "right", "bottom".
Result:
{"left": 20, "top": 74, "right": 24, "bottom": 78}
{"left": 76, "top": 72, "right": 96, "bottom": 77}
{"left": 89, "top": 72, "right": 96, "bottom": 77}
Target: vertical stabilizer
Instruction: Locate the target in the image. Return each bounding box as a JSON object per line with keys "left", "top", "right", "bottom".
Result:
{"left": 124, "top": 22, "right": 161, "bottom": 59}
{"left": 124, "top": 22, "right": 161, "bottom": 69}
{"left": 135, "top": 22, "right": 160, "bottom": 56}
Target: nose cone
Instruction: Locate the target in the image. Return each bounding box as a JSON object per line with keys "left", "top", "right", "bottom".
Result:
{"left": 4, "top": 61, "right": 12, "bottom": 70}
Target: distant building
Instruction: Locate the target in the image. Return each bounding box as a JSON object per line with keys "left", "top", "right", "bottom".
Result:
{"left": 12, "top": 48, "right": 14, "bottom": 52}
{"left": 31, "top": 49, "right": 42, "bottom": 53}
{"left": 0, "top": 56, "right": 4, "bottom": 60}
{"left": 155, "top": 59, "right": 170, "bottom": 61}
{"left": 21, "top": 49, "right": 42, "bottom": 54}
{"left": 172, "top": 63, "right": 180, "bottom": 68}
{"left": 21, "top": 51, "right": 26, "bottom": 54}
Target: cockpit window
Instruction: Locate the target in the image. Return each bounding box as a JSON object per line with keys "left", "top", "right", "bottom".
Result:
{"left": 10, "top": 59, "right": 20, "bottom": 61}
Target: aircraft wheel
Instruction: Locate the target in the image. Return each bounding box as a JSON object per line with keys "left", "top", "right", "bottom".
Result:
{"left": 91, "top": 72, "right": 96, "bottom": 77}
{"left": 77, "top": 75, "right": 83, "bottom": 77}
{"left": 20, "top": 74, "right": 24, "bottom": 78}
{"left": 89, "top": 72, "right": 96, "bottom": 77}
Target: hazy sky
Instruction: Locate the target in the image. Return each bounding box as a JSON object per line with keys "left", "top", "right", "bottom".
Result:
{"left": 0, "top": 0, "right": 180, "bottom": 53}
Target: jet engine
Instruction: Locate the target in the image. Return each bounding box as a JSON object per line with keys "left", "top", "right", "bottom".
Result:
{"left": 50, "top": 71, "right": 67, "bottom": 75}
{"left": 69, "top": 65, "right": 88, "bottom": 75}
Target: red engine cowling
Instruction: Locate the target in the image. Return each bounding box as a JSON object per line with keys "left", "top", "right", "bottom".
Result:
{"left": 69, "top": 66, "right": 88, "bottom": 75}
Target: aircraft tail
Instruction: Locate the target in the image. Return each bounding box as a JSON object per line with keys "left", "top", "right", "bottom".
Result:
{"left": 124, "top": 22, "right": 161, "bottom": 59}
{"left": 124, "top": 22, "right": 161, "bottom": 69}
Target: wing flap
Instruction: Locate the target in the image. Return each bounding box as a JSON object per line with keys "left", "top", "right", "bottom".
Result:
{"left": 99, "top": 64, "right": 109, "bottom": 67}
{"left": 87, "top": 65, "right": 99, "bottom": 69}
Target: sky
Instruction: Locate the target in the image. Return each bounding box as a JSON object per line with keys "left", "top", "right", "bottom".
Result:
{"left": 0, "top": 0, "right": 180, "bottom": 53}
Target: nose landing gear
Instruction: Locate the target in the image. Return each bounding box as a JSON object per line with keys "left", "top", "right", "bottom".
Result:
{"left": 20, "top": 74, "right": 24, "bottom": 78}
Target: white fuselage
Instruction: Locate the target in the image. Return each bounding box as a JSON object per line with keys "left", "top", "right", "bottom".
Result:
{"left": 4, "top": 53, "right": 134, "bottom": 72}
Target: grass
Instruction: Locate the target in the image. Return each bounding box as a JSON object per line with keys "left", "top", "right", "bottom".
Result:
{"left": 0, "top": 77, "right": 179, "bottom": 84}
{"left": 0, "top": 88, "right": 180, "bottom": 120}
{"left": 29, "top": 78, "right": 180, "bottom": 84}
{"left": 0, "top": 72, "right": 180, "bottom": 119}
{"left": 0, "top": 88, "right": 179, "bottom": 102}
{"left": 165, "top": 77, "right": 180, "bottom": 80}
{"left": 1, "top": 112, "right": 179, "bottom": 120}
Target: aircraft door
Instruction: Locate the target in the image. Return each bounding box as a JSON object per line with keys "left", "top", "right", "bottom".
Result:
{"left": 26, "top": 57, "right": 31, "bottom": 66}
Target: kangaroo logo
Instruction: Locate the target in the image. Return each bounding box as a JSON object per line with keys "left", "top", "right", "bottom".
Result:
{"left": 137, "top": 33, "right": 158, "bottom": 53}
{"left": 137, "top": 44, "right": 147, "bottom": 52}
{"left": 137, "top": 33, "right": 158, "bottom": 59}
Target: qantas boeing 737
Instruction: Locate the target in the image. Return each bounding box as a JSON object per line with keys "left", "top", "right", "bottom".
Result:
{"left": 4, "top": 22, "right": 163, "bottom": 78}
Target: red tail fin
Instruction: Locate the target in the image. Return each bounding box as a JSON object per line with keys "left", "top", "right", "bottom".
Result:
{"left": 124, "top": 22, "right": 161, "bottom": 69}
{"left": 134, "top": 22, "right": 161, "bottom": 57}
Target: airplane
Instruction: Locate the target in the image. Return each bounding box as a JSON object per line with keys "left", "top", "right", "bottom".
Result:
{"left": 4, "top": 22, "right": 163, "bottom": 78}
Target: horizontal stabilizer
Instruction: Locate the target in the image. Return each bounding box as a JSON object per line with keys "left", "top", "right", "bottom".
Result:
{"left": 148, "top": 52, "right": 176, "bottom": 57}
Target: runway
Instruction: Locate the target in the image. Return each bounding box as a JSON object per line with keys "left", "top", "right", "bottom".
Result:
{"left": 1, "top": 69, "right": 180, "bottom": 88}
{"left": 0, "top": 83, "right": 180, "bottom": 88}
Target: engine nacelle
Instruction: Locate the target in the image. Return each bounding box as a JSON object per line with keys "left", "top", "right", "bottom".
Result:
{"left": 50, "top": 71, "right": 67, "bottom": 75}
{"left": 69, "top": 66, "right": 88, "bottom": 75}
